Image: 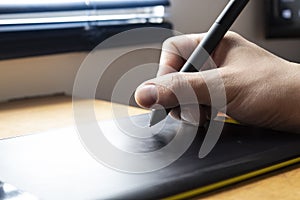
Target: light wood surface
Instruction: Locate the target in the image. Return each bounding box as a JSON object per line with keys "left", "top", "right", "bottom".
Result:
{"left": 0, "top": 95, "right": 299, "bottom": 199}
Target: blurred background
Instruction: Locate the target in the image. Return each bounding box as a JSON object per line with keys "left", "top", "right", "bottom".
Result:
{"left": 0, "top": 0, "right": 299, "bottom": 103}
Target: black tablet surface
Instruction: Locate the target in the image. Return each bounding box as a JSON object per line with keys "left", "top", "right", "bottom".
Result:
{"left": 0, "top": 114, "right": 299, "bottom": 199}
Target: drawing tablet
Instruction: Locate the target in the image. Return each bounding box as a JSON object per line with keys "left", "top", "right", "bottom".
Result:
{"left": 0, "top": 114, "right": 299, "bottom": 199}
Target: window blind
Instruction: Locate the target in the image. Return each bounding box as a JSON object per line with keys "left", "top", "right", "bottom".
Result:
{"left": 0, "top": 0, "right": 171, "bottom": 59}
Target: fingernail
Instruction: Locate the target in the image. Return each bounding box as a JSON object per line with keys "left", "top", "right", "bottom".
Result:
{"left": 136, "top": 84, "right": 158, "bottom": 108}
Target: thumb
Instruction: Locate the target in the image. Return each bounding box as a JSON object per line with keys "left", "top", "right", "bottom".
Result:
{"left": 135, "top": 70, "right": 220, "bottom": 109}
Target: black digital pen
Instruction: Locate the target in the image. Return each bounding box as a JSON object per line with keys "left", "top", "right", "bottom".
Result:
{"left": 149, "top": 0, "right": 249, "bottom": 127}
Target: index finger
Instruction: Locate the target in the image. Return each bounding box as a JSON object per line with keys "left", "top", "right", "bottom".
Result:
{"left": 157, "top": 33, "right": 206, "bottom": 76}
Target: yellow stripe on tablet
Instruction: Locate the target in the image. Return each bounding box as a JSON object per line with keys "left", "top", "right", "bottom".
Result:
{"left": 164, "top": 157, "right": 300, "bottom": 200}
{"left": 215, "top": 114, "right": 239, "bottom": 124}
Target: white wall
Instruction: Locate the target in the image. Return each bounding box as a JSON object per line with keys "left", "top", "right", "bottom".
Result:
{"left": 0, "top": 0, "right": 299, "bottom": 102}
{"left": 0, "top": 53, "right": 86, "bottom": 102}
{"left": 169, "top": 0, "right": 300, "bottom": 62}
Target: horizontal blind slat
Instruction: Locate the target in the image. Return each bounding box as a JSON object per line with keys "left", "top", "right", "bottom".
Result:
{"left": 0, "top": 0, "right": 169, "bottom": 14}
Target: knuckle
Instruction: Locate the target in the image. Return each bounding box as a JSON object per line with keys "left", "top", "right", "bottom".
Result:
{"left": 225, "top": 31, "right": 244, "bottom": 41}
{"left": 160, "top": 73, "right": 187, "bottom": 100}
{"left": 172, "top": 73, "right": 189, "bottom": 90}
{"left": 162, "top": 36, "right": 179, "bottom": 48}
{"left": 223, "top": 31, "right": 243, "bottom": 47}
{"left": 215, "top": 32, "right": 245, "bottom": 59}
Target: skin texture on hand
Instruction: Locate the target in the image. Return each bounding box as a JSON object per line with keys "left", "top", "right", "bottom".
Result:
{"left": 135, "top": 32, "right": 300, "bottom": 133}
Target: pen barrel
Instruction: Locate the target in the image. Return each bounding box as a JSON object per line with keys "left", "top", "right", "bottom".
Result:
{"left": 216, "top": 0, "right": 249, "bottom": 27}
{"left": 180, "top": 0, "right": 249, "bottom": 73}
{"left": 180, "top": 22, "right": 225, "bottom": 72}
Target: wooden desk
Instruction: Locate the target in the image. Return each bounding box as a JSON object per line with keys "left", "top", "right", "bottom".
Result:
{"left": 0, "top": 95, "right": 299, "bottom": 199}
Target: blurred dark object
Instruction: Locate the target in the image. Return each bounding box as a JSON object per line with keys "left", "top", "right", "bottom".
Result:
{"left": 0, "top": 0, "right": 171, "bottom": 60}
{"left": 266, "top": 0, "right": 300, "bottom": 38}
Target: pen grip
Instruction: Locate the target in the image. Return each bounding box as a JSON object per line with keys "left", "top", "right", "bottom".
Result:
{"left": 180, "top": 22, "right": 227, "bottom": 73}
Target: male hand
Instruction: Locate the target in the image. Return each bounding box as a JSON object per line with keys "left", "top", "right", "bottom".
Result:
{"left": 135, "top": 32, "right": 300, "bottom": 133}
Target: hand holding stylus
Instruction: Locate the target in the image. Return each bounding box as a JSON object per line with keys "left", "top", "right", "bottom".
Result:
{"left": 147, "top": 0, "right": 249, "bottom": 126}
{"left": 134, "top": 31, "right": 300, "bottom": 133}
